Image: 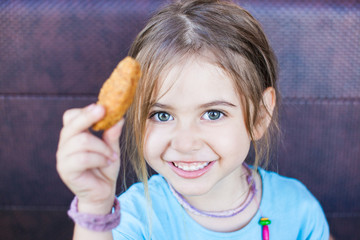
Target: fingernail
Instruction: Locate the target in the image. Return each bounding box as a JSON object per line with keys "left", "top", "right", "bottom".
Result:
{"left": 90, "top": 105, "right": 103, "bottom": 114}
{"left": 85, "top": 103, "right": 96, "bottom": 111}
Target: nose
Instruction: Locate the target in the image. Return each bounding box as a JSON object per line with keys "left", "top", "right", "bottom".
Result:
{"left": 170, "top": 124, "right": 203, "bottom": 154}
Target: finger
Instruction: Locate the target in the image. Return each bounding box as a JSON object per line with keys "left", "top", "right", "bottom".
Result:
{"left": 59, "top": 104, "right": 105, "bottom": 146}
{"left": 58, "top": 132, "right": 116, "bottom": 162}
{"left": 103, "top": 118, "right": 125, "bottom": 159}
{"left": 63, "top": 108, "right": 82, "bottom": 126}
{"left": 59, "top": 152, "right": 110, "bottom": 178}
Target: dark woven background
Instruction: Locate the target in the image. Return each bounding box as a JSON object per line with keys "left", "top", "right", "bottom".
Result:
{"left": 0, "top": 0, "right": 359, "bottom": 239}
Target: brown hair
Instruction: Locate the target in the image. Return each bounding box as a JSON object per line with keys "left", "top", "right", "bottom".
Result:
{"left": 121, "top": 0, "right": 279, "bottom": 190}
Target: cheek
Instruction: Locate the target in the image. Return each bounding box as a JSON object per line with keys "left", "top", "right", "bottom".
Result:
{"left": 207, "top": 123, "right": 251, "bottom": 159}
{"left": 143, "top": 124, "right": 169, "bottom": 163}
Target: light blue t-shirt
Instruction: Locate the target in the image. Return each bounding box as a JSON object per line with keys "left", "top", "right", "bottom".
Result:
{"left": 113, "top": 168, "right": 329, "bottom": 239}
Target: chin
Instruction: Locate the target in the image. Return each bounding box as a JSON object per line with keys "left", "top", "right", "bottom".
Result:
{"left": 167, "top": 175, "right": 215, "bottom": 197}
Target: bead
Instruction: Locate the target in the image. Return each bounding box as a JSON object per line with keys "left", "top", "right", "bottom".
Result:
{"left": 262, "top": 225, "right": 270, "bottom": 240}
{"left": 259, "top": 218, "right": 271, "bottom": 226}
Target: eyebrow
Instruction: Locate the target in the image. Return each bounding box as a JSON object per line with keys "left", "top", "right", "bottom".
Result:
{"left": 152, "top": 100, "right": 237, "bottom": 110}
{"left": 199, "top": 100, "right": 237, "bottom": 109}
{"left": 152, "top": 102, "right": 174, "bottom": 110}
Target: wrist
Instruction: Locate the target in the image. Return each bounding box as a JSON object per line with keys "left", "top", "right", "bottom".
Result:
{"left": 78, "top": 197, "right": 115, "bottom": 215}
{"left": 68, "top": 196, "right": 121, "bottom": 232}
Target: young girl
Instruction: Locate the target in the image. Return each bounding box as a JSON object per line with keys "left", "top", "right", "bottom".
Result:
{"left": 56, "top": 0, "right": 329, "bottom": 239}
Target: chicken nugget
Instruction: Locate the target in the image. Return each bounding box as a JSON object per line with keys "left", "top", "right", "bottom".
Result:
{"left": 92, "top": 56, "right": 141, "bottom": 131}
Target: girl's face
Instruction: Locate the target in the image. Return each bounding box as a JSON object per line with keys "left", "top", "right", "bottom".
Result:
{"left": 144, "top": 55, "right": 251, "bottom": 197}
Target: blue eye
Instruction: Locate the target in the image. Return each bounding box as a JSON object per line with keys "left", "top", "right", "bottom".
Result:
{"left": 203, "top": 110, "right": 223, "bottom": 120}
{"left": 151, "top": 112, "right": 174, "bottom": 122}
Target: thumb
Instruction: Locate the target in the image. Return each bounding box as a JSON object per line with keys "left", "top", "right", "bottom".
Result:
{"left": 103, "top": 118, "right": 125, "bottom": 156}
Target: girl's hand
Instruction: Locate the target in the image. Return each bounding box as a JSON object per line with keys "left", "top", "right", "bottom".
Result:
{"left": 56, "top": 104, "right": 124, "bottom": 214}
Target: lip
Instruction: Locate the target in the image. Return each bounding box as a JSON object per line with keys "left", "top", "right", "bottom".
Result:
{"left": 168, "top": 161, "right": 215, "bottom": 179}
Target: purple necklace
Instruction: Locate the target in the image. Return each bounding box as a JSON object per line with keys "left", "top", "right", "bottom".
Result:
{"left": 168, "top": 163, "right": 257, "bottom": 218}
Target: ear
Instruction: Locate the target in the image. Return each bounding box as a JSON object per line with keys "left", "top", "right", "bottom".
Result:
{"left": 253, "top": 87, "right": 276, "bottom": 141}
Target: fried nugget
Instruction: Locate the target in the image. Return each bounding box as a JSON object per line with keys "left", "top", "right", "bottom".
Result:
{"left": 92, "top": 56, "right": 141, "bottom": 131}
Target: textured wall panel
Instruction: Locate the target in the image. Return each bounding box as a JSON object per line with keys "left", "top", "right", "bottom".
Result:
{"left": 0, "top": 0, "right": 359, "bottom": 239}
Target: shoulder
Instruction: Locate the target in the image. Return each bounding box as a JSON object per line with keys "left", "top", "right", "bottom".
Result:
{"left": 260, "top": 168, "right": 322, "bottom": 212}
{"left": 260, "top": 168, "right": 314, "bottom": 202}
{"left": 119, "top": 174, "right": 168, "bottom": 204}
{"left": 259, "top": 168, "right": 329, "bottom": 239}
{"left": 114, "top": 175, "right": 171, "bottom": 238}
{"left": 118, "top": 174, "right": 173, "bottom": 218}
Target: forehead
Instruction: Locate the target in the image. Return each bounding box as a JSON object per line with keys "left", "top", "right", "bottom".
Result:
{"left": 154, "top": 54, "right": 240, "bottom": 105}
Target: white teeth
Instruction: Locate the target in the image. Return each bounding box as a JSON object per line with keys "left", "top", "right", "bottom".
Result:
{"left": 173, "top": 162, "right": 209, "bottom": 171}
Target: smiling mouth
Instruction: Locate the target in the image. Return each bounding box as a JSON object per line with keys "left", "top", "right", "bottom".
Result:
{"left": 173, "top": 162, "right": 210, "bottom": 171}
{"left": 169, "top": 161, "right": 215, "bottom": 179}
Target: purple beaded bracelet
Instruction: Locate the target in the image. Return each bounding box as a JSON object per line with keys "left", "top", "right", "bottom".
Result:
{"left": 67, "top": 196, "right": 120, "bottom": 232}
